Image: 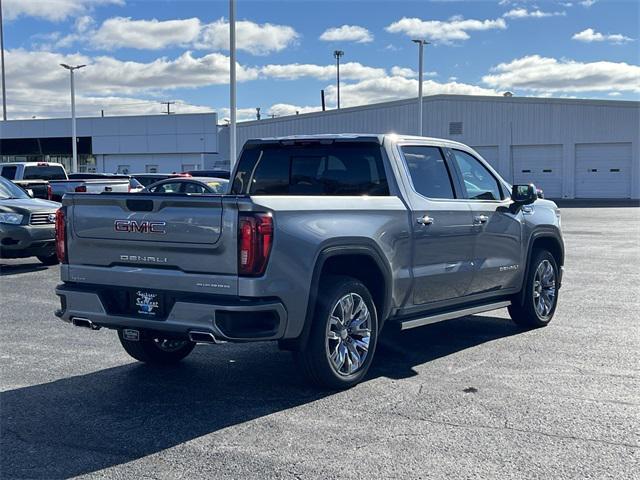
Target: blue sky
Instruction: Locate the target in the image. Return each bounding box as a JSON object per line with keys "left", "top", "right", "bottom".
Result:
{"left": 2, "top": 0, "right": 638, "bottom": 121}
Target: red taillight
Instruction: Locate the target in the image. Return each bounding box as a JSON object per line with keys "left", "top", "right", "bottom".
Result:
{"left": 238, "top": 213, "right": 273, "bottom": 276}
{"left": 47, "top": 184, "right": 53, "bottom": 200}
{"left": 55, "top": 208, "right": 67, "bottom": 264}
{"left": 74, "top": 185, "right": 87, "bottom": 193}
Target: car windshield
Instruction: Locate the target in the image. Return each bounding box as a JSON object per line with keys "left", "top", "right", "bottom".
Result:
{"left": 0, "top": 177, "right": 30, "bottom": 200}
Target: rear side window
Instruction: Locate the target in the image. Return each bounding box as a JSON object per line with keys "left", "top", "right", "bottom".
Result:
{"left": 23, "top": 165, "right": 67, "bottom": 180}
{"left": 1, "top": 166, "right": 18, "bottom": 180}
{"left": 401, "top": 146, "right": 456, "bottom": 199}
{"left": 232, "top": 142, "right": 389, "bottom": 196}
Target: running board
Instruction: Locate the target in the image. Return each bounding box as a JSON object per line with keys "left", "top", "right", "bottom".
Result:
{"left": 395, "top": 300, "right": 511, "bottom": 331}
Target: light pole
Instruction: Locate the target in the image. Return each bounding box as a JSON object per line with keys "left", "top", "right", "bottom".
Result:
{"left": 229, "top": 0, "right": 237, "bottom": 167}
{"left": 1, "top": 0, "right": 7, "bottom": 121}
{"left": 412, "top": 39, "right": 429, "bottom": 136}
{"left": 333, "top": 50, "right": 344, "bottom": 109}
{"left": 60, "top": 63, "right": 86, "bottom": 173}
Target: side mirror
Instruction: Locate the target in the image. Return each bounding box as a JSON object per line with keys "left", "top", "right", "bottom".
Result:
{"left": 26, "top": 188, "right": 35, "bottom": 198}
{"left": 511, "top": 184, "right": 538, "bottom": 205}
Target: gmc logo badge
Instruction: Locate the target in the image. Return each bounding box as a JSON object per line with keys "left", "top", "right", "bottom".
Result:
{"left": 114, "top": 220, "right": 166, "bottom": 234}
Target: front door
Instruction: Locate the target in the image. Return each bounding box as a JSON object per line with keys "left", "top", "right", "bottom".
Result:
{"left": 448, "top": 148, "right": 523, "bottom": 296}
{"left": 399, "top": 145, "right": 476, "bottom": 306}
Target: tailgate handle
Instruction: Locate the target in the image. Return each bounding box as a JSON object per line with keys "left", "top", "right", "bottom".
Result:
{"left": 126, "top": 199, "right": 154, "bottom": 212}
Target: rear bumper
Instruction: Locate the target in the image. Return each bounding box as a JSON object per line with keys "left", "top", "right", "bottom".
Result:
{"left": 55, "top": 283, "right": 288, "bottom": 342}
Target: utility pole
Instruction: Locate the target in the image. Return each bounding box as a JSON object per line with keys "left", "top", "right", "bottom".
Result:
{"left": 161, "top": 101, "right": 175, "bottom": 114}
{"left": 412, "top": 39, "right": 429, "bottom": 136}
{"left": 0, "top": 0, "right": 7, "bottom": 121}
{"left": 333, "top": 50, "right": 344, "bottom": 109}
{"left": 229, "top": 0, "right": 237, "bottom": 167}
{"left": 60, "top": 63, "right": 86, "bottom": 173}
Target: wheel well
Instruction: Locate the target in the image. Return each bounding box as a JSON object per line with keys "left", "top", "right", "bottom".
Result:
{"left": 531, "top": 236, "right": 563, "bottom": 267}
{"left": 320, "top": 254, "right": 387, "bottom": 322}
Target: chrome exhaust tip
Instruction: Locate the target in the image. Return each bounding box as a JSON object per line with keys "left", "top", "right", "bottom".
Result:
{"left": 71, "top": 317, "right": 101, "bottom": 330}
{"left": 189, "top": 331, "right": 221, "bottom": 344}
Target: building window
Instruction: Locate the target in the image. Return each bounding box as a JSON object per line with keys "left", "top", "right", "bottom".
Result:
{"left": 146, "top": 165, "right": 159, "bottom": 173}
{"left": 117, "top": 165, "right": 131, "bottom": 174}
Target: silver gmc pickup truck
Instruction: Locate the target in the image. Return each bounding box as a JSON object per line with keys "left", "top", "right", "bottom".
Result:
{"left": 55, "top": 134, "right": 564, "bottom": 389}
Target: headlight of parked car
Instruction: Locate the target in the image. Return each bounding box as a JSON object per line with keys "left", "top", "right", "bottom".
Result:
{"left": 0, "top": 213, "right": 24, "bottom": 224}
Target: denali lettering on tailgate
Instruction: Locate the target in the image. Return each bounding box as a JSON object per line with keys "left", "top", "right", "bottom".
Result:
{"left": 114, "top": 219, "right": 166, "bottom": 234}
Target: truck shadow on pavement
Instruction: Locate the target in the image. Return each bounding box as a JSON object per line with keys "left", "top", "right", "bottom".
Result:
{"left": 1, "top": 315, "right": 520, "bottom": 479}
{"left": 0, "top": 262, "right": 50, "bottom": 276}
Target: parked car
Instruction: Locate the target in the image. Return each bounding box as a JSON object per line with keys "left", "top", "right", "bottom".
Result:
{"left": 0, "top": 162, "right": 130, "bottom": 201}
{"left": 68, "top": 173, "right": 144, "bottom": 193}
{"left": 144, "top": 177, "right": 228, "bottom": 194}
{"left": 0, "top": 176, "right": 61, "bottom": 265}
{"left": 131, "top": 173, "right": 191, "bottom": 188}
{"left": 182, "top": 169, "right": 230, "bottom": 179}
{"left": 54, "top": 134, "right": 564, "bottom": 389}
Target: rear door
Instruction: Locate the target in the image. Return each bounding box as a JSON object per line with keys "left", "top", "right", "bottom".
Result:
{"left": 447, "top": 148, "right": 522, "bottom": 296}
{"left": 398, "top": 144, "right": 476, "bottom": 306}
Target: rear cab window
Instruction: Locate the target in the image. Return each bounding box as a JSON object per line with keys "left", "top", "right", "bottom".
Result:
{"left": 232, "top": 141, "right": 389, "bottom": 196}
{"left": 23, "top": 165, "right": 67, "bottom": 180}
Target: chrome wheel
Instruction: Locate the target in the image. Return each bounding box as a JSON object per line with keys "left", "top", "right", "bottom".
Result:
{"left": 326, "top": 293, "right": 371, "bottom": 376}
{"left": 153, "top": 338, "right": 189, "bottom": 352}
{"left": 533, "top": 259, "right": 556, "bottom": 319}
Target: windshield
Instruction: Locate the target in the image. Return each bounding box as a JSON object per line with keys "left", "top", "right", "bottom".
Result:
{"left": 0, "top": 177, "right": 30, "bottom": 200}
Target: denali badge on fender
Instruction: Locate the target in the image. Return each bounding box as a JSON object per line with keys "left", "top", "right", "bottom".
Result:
{"left": 114, "top": 219, "right": 166, "bottom": 234}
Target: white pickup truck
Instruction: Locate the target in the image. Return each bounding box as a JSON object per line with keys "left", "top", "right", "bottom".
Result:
{"left": 0, "top": 162, "right": 130, "bottom": 202}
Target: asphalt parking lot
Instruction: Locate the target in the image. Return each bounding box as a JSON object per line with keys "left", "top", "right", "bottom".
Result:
{"left": 1, "top": 207, "right": 638, "bottom": 479}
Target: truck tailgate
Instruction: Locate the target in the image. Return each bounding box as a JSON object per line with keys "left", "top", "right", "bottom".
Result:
{"left": 66, "top": 193, "right": 237, "bottom": 277}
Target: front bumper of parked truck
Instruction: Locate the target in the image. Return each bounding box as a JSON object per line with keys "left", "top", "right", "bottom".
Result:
{"left": 55, "top": 283, "right": 288, "bottom": 343}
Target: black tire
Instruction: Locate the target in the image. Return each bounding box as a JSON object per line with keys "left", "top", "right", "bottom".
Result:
{"left": 295, "top": 275, "right": 379, "bottom": 390}
{"left": 508, "top": 249, "right": 559, "bottom": 328}
{"left": 37, "top": 253, "right": 59, "bottom": 265}
{"left": 118, "top": 330, "right": 195, "bottom": 364}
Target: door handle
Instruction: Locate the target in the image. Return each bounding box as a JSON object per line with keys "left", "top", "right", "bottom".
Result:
{"left": 473, "top": 214, "right": 489, "bottom": 225}
{"left": 416, "top": 215, "right": 434, "bottom": 226}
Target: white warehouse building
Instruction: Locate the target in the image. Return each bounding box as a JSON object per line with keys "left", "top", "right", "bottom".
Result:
{"left": 0, "top": 113, "right": 219, "bottom": 174}
{"left": 217, "top": 95, "right": 639, "bottom": 200}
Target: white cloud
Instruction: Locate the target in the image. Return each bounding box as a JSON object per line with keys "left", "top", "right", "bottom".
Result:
{"left": 319, "top": 25, "right": 373, "bottom": 43}
{"left": 196, "top": 18, "right": 299, "bottom": 55}
{"left": 324, "top": 76, "right": 498, "bottom": 108}
{"left": 2, "top": 48, "right": 271, "bottom": 119}
{"left": 503, "top": 8, "right": 566, "bottom": 18}
{"left": 91, "top": 17, "right": 202, "bottom": 50}
{"left": 580, "top": 0, "right": 597, "bottom": 7}
{"left": 608, "top": 92, "right": 622, "bottom": 97}
{"left": 572, "top": 28, "right": 633, "bottom": 44}
{"left": 389, "top": 66, "right": 437, "bottom": 78}
{"left": 267, "top": 104, "right": 322, "bottom": 117}
{"left": 3, "top": 0, "right": 123, "bottom": 22}
{"left": 482, "top": 55, "right": 640, "bottom": 93}
{"left": 386, "top": 16, "right": 506, "bottom": 44}
{"left": 261, "top": 62, "right": 385, "bottom": 81}
{"left": 42, "top": 16, "right": 299, "bottom": 55}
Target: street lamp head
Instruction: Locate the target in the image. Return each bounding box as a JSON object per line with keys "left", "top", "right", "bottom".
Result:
{"left": 60, "top": 63, "right": 87, "bottom": 71}
{"left": 333, "top": 50, "right": 344, "bottom": 59}
{"left": 411, "top": 39, "right": 431, "bottom": 45}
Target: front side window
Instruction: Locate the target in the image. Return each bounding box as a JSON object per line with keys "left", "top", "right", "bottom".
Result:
{"left": 452, "top": 150, "right": 502, "bottom": 201}
{"left": 401, "top": 146, "right": 455, "bottom": 199}
{"left": 232, "top": 142, "right": 389, "bottom": 196}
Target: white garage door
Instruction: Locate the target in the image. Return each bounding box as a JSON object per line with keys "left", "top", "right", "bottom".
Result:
{"left": 575, "top": 143, "right": 632, "bottom": 199}
{"left": 512, "top": 145, "right": 563, "bottom": 198}
{"left": 471, "top": 146, "right": 499, "bottom": 171}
